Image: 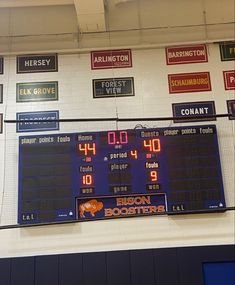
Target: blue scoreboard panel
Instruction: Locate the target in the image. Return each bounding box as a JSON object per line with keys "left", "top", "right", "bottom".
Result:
{"left": 18, "top": 124, "right": 225, "bottom": 224}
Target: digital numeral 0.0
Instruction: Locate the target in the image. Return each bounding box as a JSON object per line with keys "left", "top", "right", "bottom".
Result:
{"left": 107, "top": 131, "right": 128, "bottom": 145}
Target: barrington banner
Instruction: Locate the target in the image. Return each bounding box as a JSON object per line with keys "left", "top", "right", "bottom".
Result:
{"left": 166, "top": 44, "right": 208, "bottom": 65}
{"left": 168, "top": 72, "right": 211, "bottom": 93}
{"left": 77, "top": 193, "right": 166, "bottom": 221}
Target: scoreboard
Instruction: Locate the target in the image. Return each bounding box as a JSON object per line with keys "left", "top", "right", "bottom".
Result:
{"left": 18, "top": 124, "right": 225, "bottom": 224}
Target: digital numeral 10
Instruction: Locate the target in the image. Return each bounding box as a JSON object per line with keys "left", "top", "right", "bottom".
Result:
{"left": 82, "top": 174, "right": 93, "bottom": 185}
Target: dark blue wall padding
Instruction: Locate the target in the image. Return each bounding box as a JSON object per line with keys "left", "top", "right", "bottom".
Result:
{"left": 154, "top": 248, "right": 179, "bottom": 285}
{"left": 203, "top": 261, "right": 235, "bottom": 285}
{"left": 0, "top": 244, "right": 234, "bottom": 285}
{"left": 11, "top": 257, "right": 34, "bottom": 285}
{"left": 35, "top": 255, "right": 59, "bottom": 285}
{"left": 177, "top": 246, "right": 203, "bottom": 285}
{"left": 177, "top": 245, "right": 235, "bottom": 285}
{"left": 130, "top": 249, "right": 156, "bottom": 285}
{"left": 59, "top": 253, "right": 83, "bottom": 285}
{"left": 0, "top": 258, "right": 11, "bottom": 285}
{"left": 83, "top": 252, "right": 107, "bottom": 285}
{"left": 106, "top": 250, "right": 131, "bottom": 285}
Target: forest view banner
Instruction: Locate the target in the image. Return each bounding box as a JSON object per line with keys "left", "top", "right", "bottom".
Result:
{"left": 93, "top": 77, "right": 134, "bottom": 98}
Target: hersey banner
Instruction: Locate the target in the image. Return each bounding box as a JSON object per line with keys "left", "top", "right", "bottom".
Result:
{"left": 17, "top": 54, "right": 58, "bottom": 73}
{"left": 168, "top": 72, "right": 211, "bottom": 93}
{"left": 166, "top": 44, "right": 208, "bottom": 65}
{"left": 91, "top": 49, "right": 132, "bottom": 69}
{"left": 77, "top": 193, "right": 167, "bottom": 221}
{"left": 223, "top": 70, "right": 235, "bottom": 90}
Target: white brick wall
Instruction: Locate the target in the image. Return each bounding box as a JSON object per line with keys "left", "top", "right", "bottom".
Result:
{"left": 0, "top": 43, "right": 234, "bottom": 258}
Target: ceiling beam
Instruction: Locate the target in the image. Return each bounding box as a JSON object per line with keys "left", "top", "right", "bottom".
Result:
{"left": 0, "top": 0, "right": 73, "bottom": 8}
{"left": 73, "top": 0, "right": 106, "bottom": 33}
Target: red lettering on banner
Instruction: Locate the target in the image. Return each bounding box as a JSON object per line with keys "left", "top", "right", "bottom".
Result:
{"left": 166, "top": 44, "right": 208, "bottom": 65}
{"left": 91, "top": 49, "right": 132, "bottom": 69}
{"left": 223, "top": 70, "right": 235, "bottom": 90}
{"left": 168, "top": 72, "right": 211, "bottom": 93}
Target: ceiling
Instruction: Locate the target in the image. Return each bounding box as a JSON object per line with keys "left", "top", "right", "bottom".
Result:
{"left": 0, "top": 0, "right": 234, "bottom": 54}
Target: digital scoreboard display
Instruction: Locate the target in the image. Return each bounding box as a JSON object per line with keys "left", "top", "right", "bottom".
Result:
{"left": 18, "top": 125, "right": 225, "bottom": 224}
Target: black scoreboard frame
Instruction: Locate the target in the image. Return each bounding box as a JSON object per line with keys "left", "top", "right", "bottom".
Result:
{"left": 18, "top": 124, "right": 226, "bottom": 225}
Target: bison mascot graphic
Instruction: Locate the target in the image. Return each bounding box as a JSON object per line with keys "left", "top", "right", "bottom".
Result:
{"left": 79, "top": 199, "right": 104, "bottom": 218}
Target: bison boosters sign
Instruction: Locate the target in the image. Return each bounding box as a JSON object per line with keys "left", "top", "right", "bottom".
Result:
{"left": 77, "top": 194, "right": 166, "bottom": 220}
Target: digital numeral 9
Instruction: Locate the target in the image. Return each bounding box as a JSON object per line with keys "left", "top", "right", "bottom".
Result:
{"left": 149, "top": 171, "right": 158, "bottom": 182}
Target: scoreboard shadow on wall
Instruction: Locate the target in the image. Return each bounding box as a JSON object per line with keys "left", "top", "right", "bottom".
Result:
{"left": 18, "top": 125, "right": 225, "bottom": 225}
